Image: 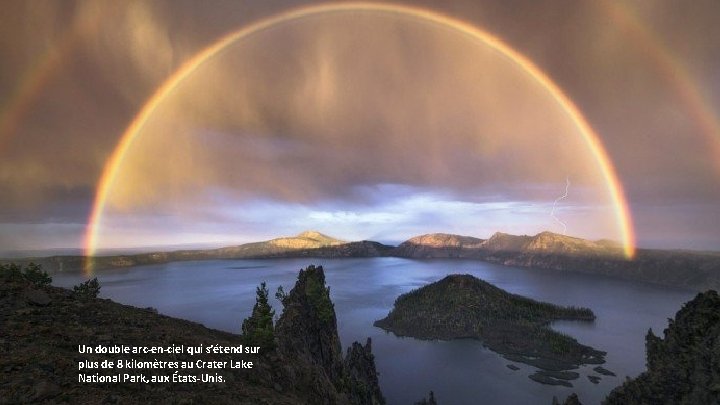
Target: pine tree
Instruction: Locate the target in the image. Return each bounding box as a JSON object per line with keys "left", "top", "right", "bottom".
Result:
{"left": 241, "top": 281, "right": 276, "bottom": 352}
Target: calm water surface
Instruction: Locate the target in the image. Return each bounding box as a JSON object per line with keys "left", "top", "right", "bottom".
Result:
{"left": 53, "top": 258, "right": 694, "bottom": 405}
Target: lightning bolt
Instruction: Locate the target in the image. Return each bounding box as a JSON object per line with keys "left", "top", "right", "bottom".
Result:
{"left": 551, "top": 177, "right": 570, "bottom": 235}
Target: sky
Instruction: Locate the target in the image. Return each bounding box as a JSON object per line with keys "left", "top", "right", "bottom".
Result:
{"left": 1, "top": 0, "right": 719, "bottom": 254}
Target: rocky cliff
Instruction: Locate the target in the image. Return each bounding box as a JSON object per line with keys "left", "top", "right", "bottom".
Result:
{"left": 562, "top": 290, "right": 720, "bottom": 404}
{"left": 344, "top": 339, "right": 384, "bottom": 405}
{"left": 396, "top": 231, "right": 621, "bottom": 258}
{"left": 392, "top": 232, "right": 720, "bottom": 292}
{"left": 487, "top": 231, "right": 619, "bottom": 255}
{"left": 393, "top": 233, "right": 484, "bottom": 258}
{"left": 271, "top": 264, "right": 385, "bottom": 405}
{"left": 603, "top": 290, "right": 720, "bottom": 404}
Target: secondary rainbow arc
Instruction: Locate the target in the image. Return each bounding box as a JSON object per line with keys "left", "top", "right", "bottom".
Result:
{"left": 83, "top": 2, "right": 637, "bottom": 274}
{"left": 601, "top": 1, "right": 720, "bottom": 174}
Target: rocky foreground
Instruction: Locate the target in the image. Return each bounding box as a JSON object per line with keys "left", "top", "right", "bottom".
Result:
{"left": 0, "top": 264, "right": 385, "bottom": 404}
{"left": 603, "top": 290, "right": 720, "bottom": 404}
{"left": 551, "top": 290, "right": 720, "bottom": 405}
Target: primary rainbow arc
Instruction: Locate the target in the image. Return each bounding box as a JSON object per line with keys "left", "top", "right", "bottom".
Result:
{"left": 84, "top": 2, "right": 637, "bottom": 273}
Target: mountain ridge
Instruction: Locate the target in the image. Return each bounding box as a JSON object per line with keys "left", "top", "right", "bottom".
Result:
{"left": 395, "top": 231, "right": 624, "bottom": 258}
{"left": 3, "top": 230, "right": 719, "bottom": 292}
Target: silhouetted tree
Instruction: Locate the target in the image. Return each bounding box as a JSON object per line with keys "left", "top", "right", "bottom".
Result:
{"left": 241, "top": 281, "right": 276, "bottom": 351}
{"left": 73, "top": 278, "right": 100, "bottom": 300}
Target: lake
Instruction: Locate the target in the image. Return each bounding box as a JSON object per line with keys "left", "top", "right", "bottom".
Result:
{"left": 52, "top": 257, "right": 694, "bottom": 404}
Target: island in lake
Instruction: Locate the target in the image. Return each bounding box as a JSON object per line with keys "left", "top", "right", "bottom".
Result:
{"left": 374, "top": 274, "right": 607, "bottom": 386}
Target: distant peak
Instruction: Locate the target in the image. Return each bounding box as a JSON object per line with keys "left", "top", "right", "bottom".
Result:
{"left": 267, "top": 231, "right": 344, "bottom": 249}
{"left": 533, "top": 231, "right": 571, "bottom": 240}
{"left": 293, "top": 231, "right": 345, "bottom": 244}
{"left": 533, "top": 230, "right": 584, "bottom": 239}
{"left": 296, "top": 230, "right": 339, "bottom": 241}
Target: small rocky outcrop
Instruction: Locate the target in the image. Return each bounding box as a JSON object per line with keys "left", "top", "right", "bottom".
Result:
{"left": 604, "top": 290, "right": 720, "bottom": 404}
{"left": 552, "top": 393, "right": 582, "bottom": 405}
{"left": 414, "top": 391, "right": 438, "bottom": 405}
{"left": 593, "top": 366, "right": 615, "bottom": 376}
{"left": 530, "top": 370, "right": 579, "bottom": 387}
{"left": 24, "top": 288, "right": 51, "bottom": 306}
{"left": 344, "top": 338, "right": 385, "bottom": 405}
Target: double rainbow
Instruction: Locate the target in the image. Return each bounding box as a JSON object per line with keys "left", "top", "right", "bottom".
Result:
{"left": 83, "top": 2, "right": 638, "bottom": 273}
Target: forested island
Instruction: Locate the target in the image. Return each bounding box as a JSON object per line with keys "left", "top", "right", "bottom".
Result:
{"left": 374, "top": 274, "right": 606, "bottom": 386}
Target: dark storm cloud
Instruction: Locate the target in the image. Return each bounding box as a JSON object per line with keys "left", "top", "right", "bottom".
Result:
{"left": 0, "top": 0, "right": 719, "bottom": 250}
